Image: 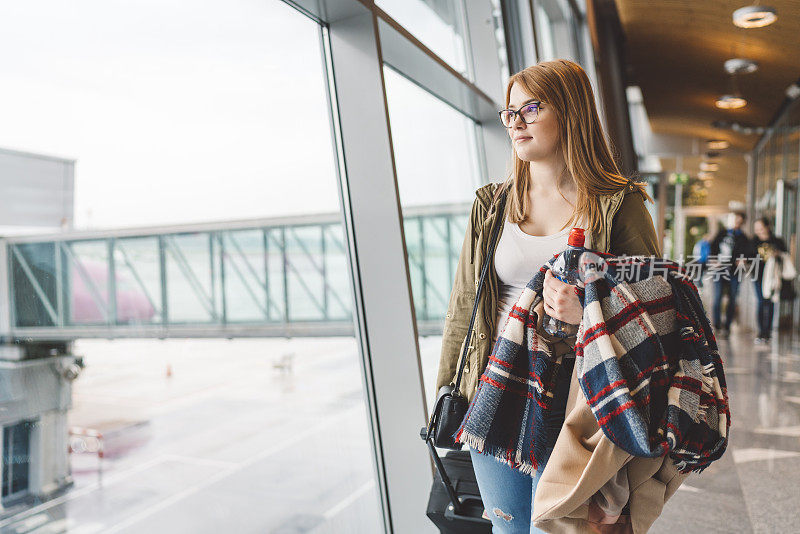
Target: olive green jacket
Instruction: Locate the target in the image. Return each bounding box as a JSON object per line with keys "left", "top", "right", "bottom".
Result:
{"left": 434, "top": 180, "right": 660, "bottom": 405}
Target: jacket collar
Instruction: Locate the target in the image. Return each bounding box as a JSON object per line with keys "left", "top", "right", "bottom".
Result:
{"left": 476, "top": 182, "right": 629, "bottom": 253}
{"left": 477, "top": 182, "right": 629, "bottom": 212}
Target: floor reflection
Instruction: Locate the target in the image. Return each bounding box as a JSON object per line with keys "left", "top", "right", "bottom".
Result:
{"left": 652, "top": 328, "right": 800, "bottom": 534}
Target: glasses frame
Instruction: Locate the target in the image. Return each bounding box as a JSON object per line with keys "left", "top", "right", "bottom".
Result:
{"left": 498, "top": 101, "right": 542, "bottom": 128}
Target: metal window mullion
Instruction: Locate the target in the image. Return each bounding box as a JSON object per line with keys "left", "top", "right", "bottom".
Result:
{"left": 55, "top": 241, "right": 64, "bottom": 327}
{"left": 321, "top": 224, "right": 328, "bottom": 319}
{"left": 6, "top": 426, "right": 13, "bottom": 496}
{"left": 445, "top": 215, "right": 454, "bottom": 285}
{"left": 159, "top": 235, "right": 168, "bottom": 328}
{"left": 218, "top": 234, "right": 227, "bottom": 325}
{"left": 2, "top": 242, "right": 16, "bottom": 332}
{"left": 795, "top": 138, "right": 800, "bottom": 331}
{"left": 261, "top": 230, "right": 284, "bottom": 320}
{"left": 108, "top": 238, "right": 117, "bottom": 326}
{"left": 323, "top": 8, "right": 434, "bottom": 533}
{"left": 462, "top": 0, "right": 505, "bottom": 102}
{"left": 281, "top": 226, "right": 289, "bottom": 323}
{"left": 263, "top": 229, "right": 271, "bottom": 321}
{"left": 417, "top": 217, "right": 428, "bottom": 321}
{"left": 210, "top": 233, "right": 217, "bottom": 321}
{"left": 454, "top": 0, "right": 473, "bottom": 80}
{"left": 746, "top": 152, "right": 757, "bottom": 235}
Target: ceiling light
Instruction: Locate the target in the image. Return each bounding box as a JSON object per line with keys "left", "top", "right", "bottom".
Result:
{"left": 711, "top": 120, "right": 765, "bottom": 134}
{"left": 733, "top": 5, "right": 777, "bottom": 28}
{"left": 724, "top": 58, "right": 759, "bottom": 74}
{"left": 700, "top": 162, "right": 720, "bottom": 172}
{"left": 707, "top": 140, "right": 730, "bottom": 150}
{"left": 716, "top": 94, "right": 747, "bottom": 109}
{"left": 718, "top": 64, "right": 749, "bottom": 110}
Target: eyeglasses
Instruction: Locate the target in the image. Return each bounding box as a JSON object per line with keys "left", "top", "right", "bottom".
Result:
{"left": 498, "top": 102, "right": 541, "bottom": 128}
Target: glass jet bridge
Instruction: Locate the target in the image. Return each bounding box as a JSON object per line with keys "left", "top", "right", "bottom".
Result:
{"left": 1, "top": 205, "right": 468, "bottom": 341}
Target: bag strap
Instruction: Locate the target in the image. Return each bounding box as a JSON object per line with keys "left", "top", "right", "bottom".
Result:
{"left": 452, "top": 186, "right": 508, "bottom": 395}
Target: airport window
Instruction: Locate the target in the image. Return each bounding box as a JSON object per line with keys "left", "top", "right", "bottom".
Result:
{"left": 500, "top": 0, "right": 539, "bottom": 72}
{"left": 533, "top": 0, "right": 581, "bottom": 62}
{"left": 490, "top": 0, "right": 511, "bottom": 84}
{"left": 376, "top": 0, "right": 471, "bottom": 76}
{"left": 0, "top": 1, "right": 382, "bottom": 531}
{"left": 382, "top": 65, "right": 483, "bottom": 405}
{"left": 535, "top": 1, "right": 556, "bottom": 61}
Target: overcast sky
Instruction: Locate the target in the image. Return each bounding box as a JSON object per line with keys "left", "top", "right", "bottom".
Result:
{"left": 0, "top": 0, "right": 483, "bottom": 231}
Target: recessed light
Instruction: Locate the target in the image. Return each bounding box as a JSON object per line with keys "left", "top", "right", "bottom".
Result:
{"left": 706, "top": 140, "right": 730, "bottom": 150}
{"left": 700, "top": 162, "right": 719, "bottom": 172}
{"left": 724, "top": 58, "right": 759, "bottom": 74}
{"left": 716, "top": 95, "right": 747, "bottom": 109}
{"left": 733, "top": 5, "right": 777, "bottom": 28}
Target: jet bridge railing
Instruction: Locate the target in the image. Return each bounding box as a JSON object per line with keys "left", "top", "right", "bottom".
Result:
{"left": 2, "top": 205, "right": 469, "bottom": 340}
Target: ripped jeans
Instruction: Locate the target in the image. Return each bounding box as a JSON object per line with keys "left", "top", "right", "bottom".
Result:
{"left": 468, "top": 358, "right": 573, "bottom": 534}
{"left": 468, "top": 448, "right": 548, "bottom": 533}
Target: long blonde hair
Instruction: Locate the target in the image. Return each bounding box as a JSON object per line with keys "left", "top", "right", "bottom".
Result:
{"left": 501, "top": 59, "right": 652, "bottom": 235}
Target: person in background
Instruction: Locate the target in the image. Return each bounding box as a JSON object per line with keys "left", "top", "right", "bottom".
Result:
{"left": 708, "top": 211, "right": 754, "bottom": 336}
{"left": 752, "top": 217, "right": 787, "bottom": 343}
{"left": 691, "top": 231, "right": 712, "bottom": 287}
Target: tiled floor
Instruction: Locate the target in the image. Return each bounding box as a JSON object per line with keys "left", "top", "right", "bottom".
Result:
{"left": 651, "top": 328, "right": 800, "bottom": 534}
{"left": 1, "top": 326, "right": 796, "bottom": 533}
{"left": 420, "top": 319, "right": 800, "bottom": 534}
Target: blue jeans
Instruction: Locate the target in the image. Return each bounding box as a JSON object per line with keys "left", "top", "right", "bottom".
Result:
{"left": 468, "top": 359, "right": 573, "bottom": 533}
{"left": 753, "top": 278, "right": 774, "bottom": 338}
{"left": 469, "top": 447, "right": 547, "bottom": 533}
{"left": 713, "top": 275, "right": 740, "bottom": 330}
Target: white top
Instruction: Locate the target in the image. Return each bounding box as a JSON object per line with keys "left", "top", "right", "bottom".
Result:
{"left": 493, "top": 216, "right": 590, "bottom": 341}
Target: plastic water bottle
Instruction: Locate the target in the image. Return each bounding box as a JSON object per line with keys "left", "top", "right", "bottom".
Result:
{"left": 543, "top": 228, "right": 585, "bottom": 338}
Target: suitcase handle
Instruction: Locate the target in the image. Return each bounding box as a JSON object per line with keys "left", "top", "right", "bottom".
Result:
{"left": 421, "top": 425, "right": 489, "bottom": 520}
{"left": 444, "top": 495, "right": 488, "bottom": 524}
{"left": 422, "top": 428, "right": 465, "bottom": 515}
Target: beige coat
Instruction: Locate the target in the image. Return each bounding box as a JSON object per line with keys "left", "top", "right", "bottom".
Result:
{"left": 435, "top": 181, "right": 688, "bottom": 532}
{"left": 531, "top": 351, "right": 689, "bottom": 533}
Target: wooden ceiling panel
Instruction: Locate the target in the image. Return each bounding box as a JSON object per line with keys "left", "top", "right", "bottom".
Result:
{"left": 616, "top": 0, "right": 800, "bottom": 151}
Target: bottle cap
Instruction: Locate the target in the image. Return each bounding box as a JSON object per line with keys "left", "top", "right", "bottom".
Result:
{"left": 568, "top": 227, "right": 585, "bottom": 247}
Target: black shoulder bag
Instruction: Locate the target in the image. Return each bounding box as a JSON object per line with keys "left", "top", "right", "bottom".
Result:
{"left": 423, "top": 187, "right": 507, "bottom": 450}
{"left": 418, "top": 189, "right": 507, "bottom": 530}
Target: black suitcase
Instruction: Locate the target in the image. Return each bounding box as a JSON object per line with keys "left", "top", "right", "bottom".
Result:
{"left": 420, "top": 426, "right": 492, "bottom": 533}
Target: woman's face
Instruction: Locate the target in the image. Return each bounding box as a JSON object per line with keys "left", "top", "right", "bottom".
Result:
{"left": 754, "top": 220, "right": 769, "bottom": 240}
{"left": 505, "top": 82, "right": 560, "bottom": 162}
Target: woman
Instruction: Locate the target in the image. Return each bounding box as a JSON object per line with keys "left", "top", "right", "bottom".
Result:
{"left": 752, "top": 217, "right": 787, "bottom": 343}
{"left": 433, "top": 59, "right": 662, "bottom": 533}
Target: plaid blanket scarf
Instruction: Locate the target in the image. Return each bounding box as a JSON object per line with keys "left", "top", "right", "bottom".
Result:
{"left": 454, "top": 251, "right": 730, "bottom": 476}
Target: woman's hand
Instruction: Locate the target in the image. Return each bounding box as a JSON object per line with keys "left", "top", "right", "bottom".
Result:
{"left": 543, "top": 269, "right": 583, "bottom": 325}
